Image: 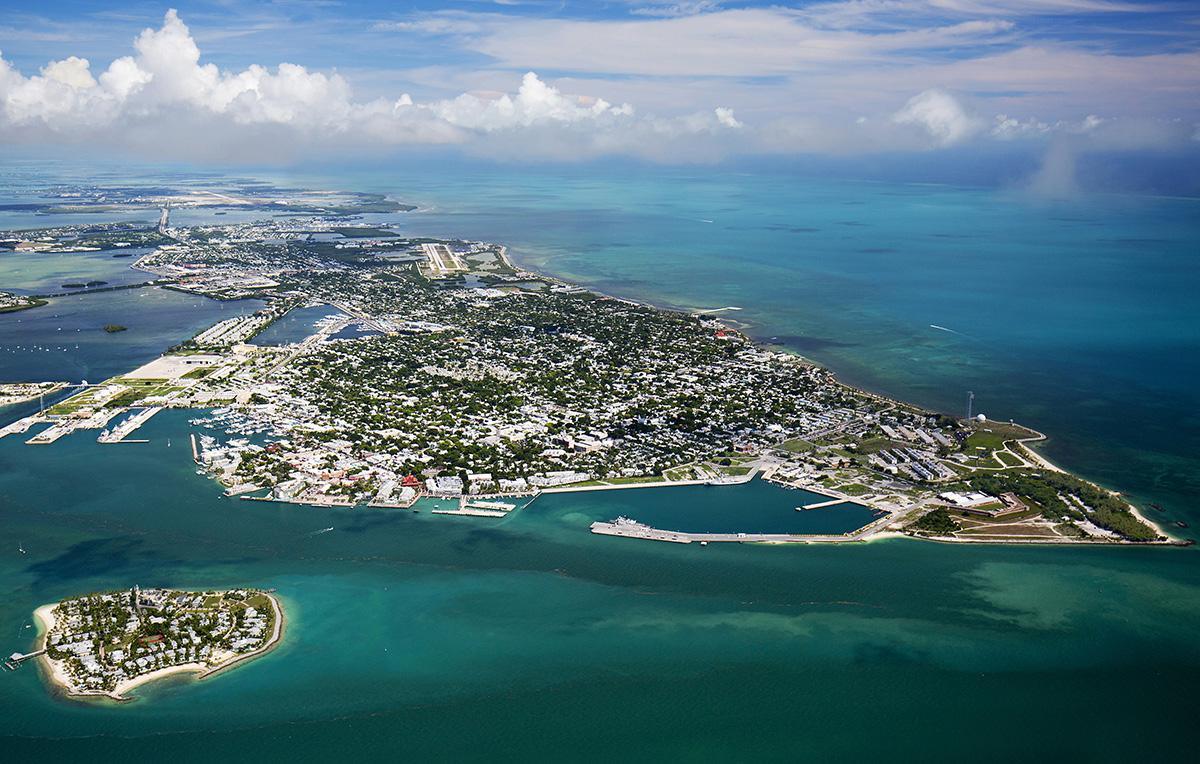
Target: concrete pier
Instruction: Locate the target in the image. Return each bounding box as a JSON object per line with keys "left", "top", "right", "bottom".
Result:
{"left": 0, "top": 415, "right": 41, "bottom": 440}
{"left": 25, "top": 420, "right": 79, "bottom": 444}
{"left": 589, "top": 513, "right": 898, "bottom": 545}
{"left": 433, "top": 508, "right": 507, "bottom": 518}
{"left": 98, "top": 406, "right": 163, "bottom": 443}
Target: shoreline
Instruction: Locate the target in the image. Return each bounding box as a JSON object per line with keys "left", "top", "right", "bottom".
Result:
{"left": 503, "top": 248, "right": 1173, "bottom": 547}
{"left": 33, "top": 592, "right": 285, "bottom": 703}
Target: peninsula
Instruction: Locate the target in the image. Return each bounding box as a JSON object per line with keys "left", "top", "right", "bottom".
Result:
{"left": 0, "top": 181, "right": 1178, "bottom": 546}
{"left": 30, "top": 586, "right": 282, "bottom": 701}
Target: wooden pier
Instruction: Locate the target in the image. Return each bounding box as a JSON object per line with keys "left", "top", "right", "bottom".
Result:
{"left": 4, "top": 649, "right": 45, "bottom": 670}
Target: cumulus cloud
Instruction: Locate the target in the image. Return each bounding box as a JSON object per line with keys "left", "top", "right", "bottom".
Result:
{"left": 0, "top": 8, "right": 1188, "bottom": 165}
{"left": 891, "top": 88, "right": 983, "bottom": 146}
{"left": 427, "top": 72, "right": 636, "bottom": 131}
{"left": 0, "top": 10, "right": 743, "bottom": 161}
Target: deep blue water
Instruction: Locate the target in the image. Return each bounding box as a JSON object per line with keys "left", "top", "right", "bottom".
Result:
{"left": 1, "top": 162, "right": 1198, "bottom": 763}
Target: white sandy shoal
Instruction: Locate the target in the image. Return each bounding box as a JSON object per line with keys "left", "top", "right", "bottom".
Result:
{"left": 1126, "top": 502, "right": 1171, "bottom": 539}
{"left": 110, "top": 663, "right": 209, "bottom": 699}
{"left": 31, "top": 604, "right": 78, "bottom": 695}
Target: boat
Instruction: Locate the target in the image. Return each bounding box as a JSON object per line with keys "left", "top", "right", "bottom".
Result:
{"left": 706, "top": 476, "right": 744, "bottom": 486}
{"left": 1150, "top": 503, "right": 1164, "bottom": 511}
{"left": 1175, "top": 521, "right": 1188, "bottom": 528}
{"left": 612, "top": 515, "right": 651, "bottom": 530}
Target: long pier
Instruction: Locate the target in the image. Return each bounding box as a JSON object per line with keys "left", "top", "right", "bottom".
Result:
{"left": 20, "top": 407, "right": 125, "bottom": 445}
{"left": 0, "top": 415, "right": 41, "bottom": 440}
{"left": 4, "top": 649, "right": 45, "bottom": 670}
{"left": 589, "top": 521, "right": 853, "bottom": 544}
{"left": 98, "top": 406, "right": 163, "bottom": 443}
{"left": 26, "top": 420, "right": 79, "bottom": 444}
{"left": 433, "top": 508, "right": 507, "bottom": 518}
{"left": 590, "top": 511, "right": 899, "bottom": 545}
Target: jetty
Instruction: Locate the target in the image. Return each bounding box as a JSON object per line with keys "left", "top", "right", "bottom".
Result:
{"left": 98, "top": 406, "right": 163, "bottom": 443}
{"left": 0, "top": 415, "right": 41, "bottom": 440}
{"left": 433, "top": 507, "right": 507, "bottom": 517}
{"left": 589, "top": 510, "right": 899, "bottom": 545}
{"left": 432, "top": 497, "right": 520, "bottom": 517}
{"left": 25, "top": 420, "right": 79, "bottom": 444}
{"left": 4, "top": 649, "right": 45, "bottom": 671}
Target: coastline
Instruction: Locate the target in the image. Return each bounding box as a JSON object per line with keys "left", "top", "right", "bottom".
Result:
{"left": 502, "top": 248, "right": 1174, "bottom": 547}
{"left": 200, "top": 591, "right": 286, "bottom": 681}
{"left": 33, "top": 592, "right": 285, "bottom": 703}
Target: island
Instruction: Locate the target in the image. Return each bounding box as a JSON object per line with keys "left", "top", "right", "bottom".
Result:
{"left": 30, "top": 586, "right": 283, "bottom": 701}
{"left": 103, "top": 324, "right": 128, "bottom": 333}
{"left": 0, "top": 181, "right": 1181, "bottom": 546}
{"left": 0, "top": 291, "right": 47, "bottom": 313}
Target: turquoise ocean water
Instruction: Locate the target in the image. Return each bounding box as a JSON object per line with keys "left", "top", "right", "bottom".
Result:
{"left": 1, "top": 161, "right": 1199, "bottom": 762}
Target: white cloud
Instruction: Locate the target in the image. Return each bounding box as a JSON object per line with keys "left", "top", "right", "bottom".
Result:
{"left": 891, "top": 88, "right": 983, "bottom": 145}
{"left": 630, "top": 1, "right": 724, "bottom": 17}
{"left": 40, "top": 57, "right": 96, "bottom": 91}
{"left": 0, "top": 7, "right": 1192, "bottom": 164}
{"left": 0, "top": 10, "right": 743, "bottom": 161}
{"left": 426, "top": 72, "right": 636, "bottom": 131}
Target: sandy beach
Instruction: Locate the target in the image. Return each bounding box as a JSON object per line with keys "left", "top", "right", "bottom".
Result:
{"left": 200, "top": 592, "right": 286, "bottom": 680}
{"left": 32, "top": 592, "right": 285, "bottom": 702}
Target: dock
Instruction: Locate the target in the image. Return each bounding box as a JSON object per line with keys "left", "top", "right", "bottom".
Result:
{"left": 433, "top": 508, "right": 507, "bottom": 518}
{"left": 25, "top": 420, "right": 79, "bottom": 444}
{"left": 464, "top": 499, "right": 517, "bottom": 511}
{"left": 0, "top": 415, "right": 41, "bottom": 440}
{"left": 98, "top": 406, "right": 163, "bottom": 443}
{"left": 589, "top": 512, "right": 898, "bottom": 544}
{"left": 431, "top": 497, "right": 520, "bottom": 517}
{"left": 4, "top": 649, "right": 45, "bottom": 670}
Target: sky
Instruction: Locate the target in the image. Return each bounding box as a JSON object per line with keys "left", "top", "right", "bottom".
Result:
{"left": 0, "top": 1, "right": 1197, "bottom": 173}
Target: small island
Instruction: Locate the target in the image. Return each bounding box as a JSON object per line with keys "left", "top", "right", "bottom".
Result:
{"left": 103, "top": 324, "right": 128, "bottom": 333}
{"left": 32, "top": 586, "right": 282, "bottom": 701}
